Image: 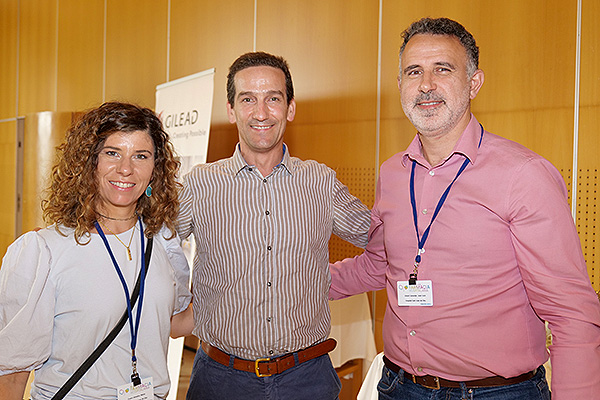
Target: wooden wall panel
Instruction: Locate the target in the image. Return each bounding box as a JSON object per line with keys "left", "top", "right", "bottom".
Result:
{"left": 22, "top": 112, "right": 71, "bottom": 233}
{"left": 579, "top": 0, "right": 599, "bottom": 110}
{"left": 104, "top": 0, "right": 168, "bottom": 108}
{"left": 379, "top": 118, "right": 415, "bottom": 168}
{"left": 0, "top": 0, "right": 18, "bottom": 120}
{"left": 578, "top": 0, "right": 600, "bottom": 292}
{"left": 257, "top": 0, "right": 379, "bottom": 126}
{"left": 169, "top": 0, "right": 255, "bottom": 162}
{"left": 578, "top": 0, "right": 600, "bottom": 167}
{"left": 575, "top": 158, "right": 600, "bottom": 291}
{"left": 256, "top": 0, "right": 378, "bottom": 198}
{"left": 286, "top": 121, "right": 376, "bottom": 170}
{"left": 169, "top": 0, "right": 255, "bottom": 125}
{"left": 18, "top": 0, "right": 58, "bottom": 115}
{"left": 0, "top": 121, "right": 17, "bottom": 259}
{"left": 477, "top": 108, "right": 574, "bottom": 169}
{"left": 473, "top": 2, "right": 576, "bottom": 171}
{"left": 56, "top": 0, "right": 104, "bottom": 112}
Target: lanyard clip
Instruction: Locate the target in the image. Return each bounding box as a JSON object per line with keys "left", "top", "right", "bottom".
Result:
{"left": 409, "top": 273, "right": 418, "bottom": 286}
{"left": 131, "top": 372, "right": 141, "bottom": 387}
{"left": 410, "top": 260, "right": 419, "bottom": 285}
{"left": 410, "top": 248, "right": 424, "bottom": 285}
{"left": 131, "top": 355, "right": 141, "bottom": 386}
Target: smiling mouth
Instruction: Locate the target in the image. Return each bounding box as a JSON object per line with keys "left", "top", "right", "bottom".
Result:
{"left": 251, "top": 124, "right": 274, "bottom": 130}
{"left": 110, "top": 181, "right": 135, "bottom": 189}
{"left": 417, "top": 100, "right": 444, "bottom": 107}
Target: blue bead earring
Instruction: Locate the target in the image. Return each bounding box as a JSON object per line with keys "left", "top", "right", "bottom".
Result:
{"left": 145, "top": 184, "right": 152, "bottom": 197}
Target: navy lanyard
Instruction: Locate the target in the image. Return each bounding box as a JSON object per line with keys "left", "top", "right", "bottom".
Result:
{"left": 409, "top": 124, "right": 484, "bottom": 284}
{"left": 95, "top": 217, "right": 146, "bottom": 385}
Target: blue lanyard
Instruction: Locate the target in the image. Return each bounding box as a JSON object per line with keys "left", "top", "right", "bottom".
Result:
{"left": 95, "top": 218, "right": 146, "bottom": 383}
{"left": 409, "top": 124, "right": 483, "bottom": 284}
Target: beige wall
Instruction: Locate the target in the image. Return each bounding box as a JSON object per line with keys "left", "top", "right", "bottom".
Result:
{"left": 1, "top": 0, "right": 598, "bottom": 350}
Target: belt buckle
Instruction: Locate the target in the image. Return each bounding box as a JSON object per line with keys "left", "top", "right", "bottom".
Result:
{"left": 255, "top": 358, "right": 272, "bottom": 377}
{"left": 413, "top": 375, "right": 441, "bottom": 390}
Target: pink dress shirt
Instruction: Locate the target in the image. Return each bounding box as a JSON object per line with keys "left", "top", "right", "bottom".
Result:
{"left": 330, "top": 115, "right": 600, "bottom": 399}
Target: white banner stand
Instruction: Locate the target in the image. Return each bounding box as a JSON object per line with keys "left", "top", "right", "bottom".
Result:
{"left": 156, "top": 68, "right": 215, "bottom": 400}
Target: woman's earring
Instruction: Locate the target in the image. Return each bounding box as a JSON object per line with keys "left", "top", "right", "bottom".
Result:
{"left": 145, "top": 184, "right": 152, "bottom": 197}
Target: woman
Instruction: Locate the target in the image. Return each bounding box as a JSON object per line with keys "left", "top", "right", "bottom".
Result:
{"left": 0, "top": 102, "right": 192, "bottom": 399}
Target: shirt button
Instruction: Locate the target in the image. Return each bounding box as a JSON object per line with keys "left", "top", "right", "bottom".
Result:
{"left": 422, "top": 209, "right": 428, "bottom": 215}
{"left": 429, "top": 170, "right": 435, "bottom": 176}
{"left": 267, "top": 281, "right": 272, "bottom": 287}
{"left": 263, "top": 178, "right": 267, "bottom": 183}
{"left": 265, "top": 210, "right": 270, "bottom": 215}
{"left": 409, "top": 330, "right": 416, "bottom": 336}
{"left": 248, "top": 168, "right": 253, "bottom": 172}
{"left": 267, "top": 246, "right": 272, "bottom": 251}
{"left": 267, "top": 317, "right": 272, "bottom": 322}
{"left": 269, "top": 350, "right": 274, "bottom": 355}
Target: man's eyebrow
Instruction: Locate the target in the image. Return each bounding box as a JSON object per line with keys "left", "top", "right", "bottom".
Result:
{"left": 435, "top": 61, "right": 456, "bottom": 69}
{"left": 237, "top": 90, "right": 285, "bottom": 98}
{"left": 403, "top": 61, "right": 456, "bottom": 74}
{"left": 403, "top": 64, "right": 420, "bottom": 74}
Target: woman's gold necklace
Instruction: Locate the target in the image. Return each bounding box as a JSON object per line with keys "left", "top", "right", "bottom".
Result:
{"left": 97, "top": 220, "right": 136, "bottom": 261}
{"left": 96, "top": 211, "right": 137, "bottom": 221}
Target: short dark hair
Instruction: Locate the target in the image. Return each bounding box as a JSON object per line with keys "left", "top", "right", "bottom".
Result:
{"left": 400, "top": 17, "right": 479, "bottom": 76}
{"left": 226, "top": 52, "right": 294, "bottom": 106}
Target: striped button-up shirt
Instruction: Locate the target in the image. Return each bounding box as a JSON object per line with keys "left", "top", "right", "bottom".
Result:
{"left": 176, "top": 144, "right": 370, "bottom": 360}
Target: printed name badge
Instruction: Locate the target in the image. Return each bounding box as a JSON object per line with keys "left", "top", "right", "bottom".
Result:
{"left": 397, "top": 280, "right": 433, "bottom": 306}
{"left": 117, "top": 377, "right": 154, "bottom": 400}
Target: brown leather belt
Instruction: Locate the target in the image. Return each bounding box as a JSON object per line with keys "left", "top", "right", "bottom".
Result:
{"left": 201, "top": 339, "right": 337, "bottom": 378}
{"left": 383, "top": 356, "right": 537, "bottom": 390}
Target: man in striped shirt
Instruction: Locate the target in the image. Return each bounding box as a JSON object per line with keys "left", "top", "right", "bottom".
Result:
{"left": 177, "top": 52, "right": 370, "bottom": 399}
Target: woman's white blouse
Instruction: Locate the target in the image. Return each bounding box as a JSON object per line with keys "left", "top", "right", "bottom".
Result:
{"left": 0, "top": 224, "right": 191, "bottom": 399}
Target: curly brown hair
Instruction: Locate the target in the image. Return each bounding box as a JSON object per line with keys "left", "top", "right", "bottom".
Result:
{"left": 42, "top": 102, "right": 181, "bottom": 243}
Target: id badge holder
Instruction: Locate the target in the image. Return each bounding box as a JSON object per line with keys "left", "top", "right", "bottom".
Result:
{"left": 397, "top": 280, "right": 433, "bottom": 306}
{"left": 117, "top": 376, "right": 154, "bottom": 400}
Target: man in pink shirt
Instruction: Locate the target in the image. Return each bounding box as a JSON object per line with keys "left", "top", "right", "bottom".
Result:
{"left": 330, "top": 17, "right": 600, "bottom": 400}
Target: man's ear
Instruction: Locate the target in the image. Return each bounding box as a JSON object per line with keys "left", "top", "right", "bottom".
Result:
{"left": 226, "top": 102, "right": 236, "bottom": 124}
{"left": 286, "top": 99, "right": 296, "bottom": 122}
{"left": 469, "top": 69, "right": 485, "bottom": 100}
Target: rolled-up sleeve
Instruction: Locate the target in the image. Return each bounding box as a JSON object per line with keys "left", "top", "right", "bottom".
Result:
{"left": 157, "top": 227, "right": 192, "bottom": 315}
{"left": 175, "top": 173, "right": 195, "bottom": 242}
{"left": 330, "top": 177, "right": 388, "bottom": 299}
{"left": 0, "top": 232, "right": 55, "bottom": 375}
{"left": 332, "top": 178, "right": 371, "bottom": 249}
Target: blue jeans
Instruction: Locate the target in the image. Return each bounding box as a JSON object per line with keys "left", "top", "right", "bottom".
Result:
{"left": 185, "top": 346, "right": 341, "bottom": 400}
{"left": 377, "top": 365, "right": 551, "bottom": 400}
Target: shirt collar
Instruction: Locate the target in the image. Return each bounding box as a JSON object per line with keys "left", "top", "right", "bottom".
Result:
{"left": 232, "top": 143, "right": 293, "bottom": 176}
{"left": 402, "top": 114, "right": 482, "bottom": 168}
